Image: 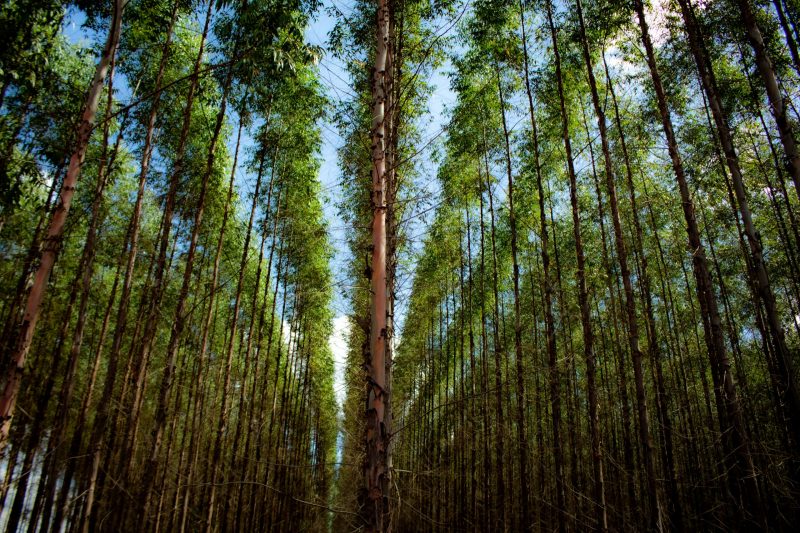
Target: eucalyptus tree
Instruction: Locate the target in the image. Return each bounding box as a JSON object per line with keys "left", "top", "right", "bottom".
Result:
{"left": 0, "top": 0, "right": 124, "bottom": 448}
{"left": 0, "top": 0, "right": 337, "bottom": 530}
{"left": 4, "top": 0, "right": 800, "bottom": 530}
{"left": 331, "top": 0, "right": 447, "bottom": 530}
{"left": 675, "top": 0, "right": 800, "bottom": 501}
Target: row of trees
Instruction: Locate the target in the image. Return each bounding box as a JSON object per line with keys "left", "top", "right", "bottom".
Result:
{"left": 0, "top": 0, "right": 338, "bottom": 531}
{"left": 4, "top": 0, "right": 800, "bottom": 530}
{"left": 333, "top": 0, "right": 800, "bottom": 530}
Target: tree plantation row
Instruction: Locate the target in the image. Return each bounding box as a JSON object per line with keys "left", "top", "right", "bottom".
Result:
{"left": 1, "top": 0, "right": 337, "bottom": 530}
{"left": 1, "top": 0, "right": 800, "bottom": 532}
{"left": 340, "top": 0, "right": 800, "bottom": 530}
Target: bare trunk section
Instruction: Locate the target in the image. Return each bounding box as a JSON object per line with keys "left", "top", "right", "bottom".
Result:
{"left": 365, "top": 0, "right": 391, "bottom": 530}
{"left": 601, "top": 42, "right": 681, "bottom": 530}
{"left": 574, "top": 0, "right": 661, "bottom": 527}
{"left": 738, "top": 0, "right": 800, "bottom": 202}
{"left": 0, "top": 0, "right": 124, "bottom": 447}
{"left": 677, "top": 0, "right": 797, "bottom": 510}
{"left": 481, "top": 115, "right": 507, "bottom": 532}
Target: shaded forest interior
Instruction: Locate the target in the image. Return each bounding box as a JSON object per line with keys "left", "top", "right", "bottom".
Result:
{"left": 1, "top": 0, "right": 800, "bottom": 531}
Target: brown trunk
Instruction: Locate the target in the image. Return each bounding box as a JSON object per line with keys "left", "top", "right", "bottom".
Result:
{"left": 498, "top": 49, "right": 532, "bottom": 530}
{"left": 365, "top": 0, "right": 391, "bottom": 529}
{"left": 141, "top": 31, "right": 236, "bottom": 523}
{"left": 52, "top": 223, "right": 124, "bottom": 531}
{"left": 677, "top": 0, "right": 797, "bottom": 508}
{"left": 0, "top": 0, "right": 123, "bottom": 446}
{"left": 241, "top": 164, "right": 285, "bottom": 533}
{"left": 574, "top": 0, "right": 661, "bottom": 526}
{"left": 116, "top": 2, "right": 215, "bottom": 490}
{"left": 31, "top": 60, "right": 127, "bottom": 533}
{"left": 0, "top": 162, "right": 61, "bottom": 365}
{"left": 544, "top": 2, "right": 572, "bottom": 529}
{"left": 257, "top": 219, "right": 290, "bottom": 532}
{"left": 476, "top": 165, "right": 493, "bottom": 532}
{"left": 177, "top": 106, "right": 246, "bottom": 533}
{"left": 738, "top": 0, "right": 800, "bottom": 201}
{"left": 464, "top": 199, "right": 481, "bottom": 527}
{"left": 227, "top": 136, "right": 278, "bottom": 530}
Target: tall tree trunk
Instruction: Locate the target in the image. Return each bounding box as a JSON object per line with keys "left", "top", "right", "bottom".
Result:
{"left": 497, "top": 52, "right": 532, "bottom": 532}
{"left": 51, "top": 246, "right": 122, "bottom": 533}
{"left": 582, "top": 98, "right": 638, "bottom": 528}
{"left": 0, "top": 163, "right": 61, "bottom": 366}
{"left": 204, "top": 132, "right": 270, "bottom": 532}
{"left": 31, "top": 61, "right": 127, "bottom": 533}
{"left": 481, "top": 117, "right": 507, "bottom": 532}
{"left": 0, "top": 0, "right": 123, "bottom": 447}
{"left": 738, "top": 0, "right": 800, "bottom": 201}
{"left": 80, "top": 2, "right": 207, "bottom": 527}
{"left": 140, "top": 36, "right": 236, "bottom": 525}
{"left": 544, "top": 2, "right": 574, "bottom": 529}
{"left": 365, "top": 0, "right": 391, "bottom": 529}
{"left": 574, "top": 0, "right": 661, "bottom": 527}
{"left": 678, "top": 0, "right": 800, "bottom": 501}
{"left": 601, "top": 44, "right": 682, "bottom": 530}
{"left": 476, "top": 165, "right": 494, "bottom": 532}
{"left": 521, "top": 2, "right": 606, "bottom": 527}
{"left": 178, "top": 104, "right": 247, "bottom": 532}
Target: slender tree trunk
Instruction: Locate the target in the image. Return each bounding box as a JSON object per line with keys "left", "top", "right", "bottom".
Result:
{"left": 204, "top": 131, "right": 270, "bottom": 532}
{"left": 544, "top": 3, "right": 573, "bottom": 529}
{"left": 480, "top": 117, "right": 507, "bottom": 532}
{"left": 521, "top": 3, "right": 605, "bottom": 528}
{"left": 464, "top": 200, "right": 480, "bottom": 528}
{"left": 738, "top": 0, "right": 800, "bottom": 201}
{"left": 0, "top": 0, "right": 123, "bottom": 447}
{"left": 496, "top": 54, "right": 532, "bottom": 532}
{"left": 365, "top": 0, "right": 391, "bottom": 529}
{"left": 31, "top": 62, "right": 127, "bottom": 533}
{"left": 574, "top": 0, "right": 661, "bottom": 527}
{"left": 678, "top": 0, "right": 800, "bottom": 500}
{"left": 116, "top": 2, "right": 215, "bottom": 490}
{"left": 140, "top": 41, "right": 234, "bottom": 525}
{"left": 80, "top": 3, "right": 205, "bottom": 527}
{"left": 177, "top": 103, "right": 247, "bottom": 533}
{"left": 602, "top": 41, "right": 682, "bottom": 530}
{"left": 476, "top": 165, "right": 493, "bottom": 532}
{"left": 51, "top": 222, "right": 125, "bottom": 532}
{"left": 227, "top": 136, "right": 277, "bottom": 531}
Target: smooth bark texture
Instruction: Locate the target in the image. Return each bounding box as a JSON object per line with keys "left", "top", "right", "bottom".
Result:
{"left": 0, "top": 0, "right": 124, "bottom": 447}
{"left": 365, "top": 1, "right": 391, "bottom": 530}
{"left": 678, "top": 0, "right": 799, "bottom": 507}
